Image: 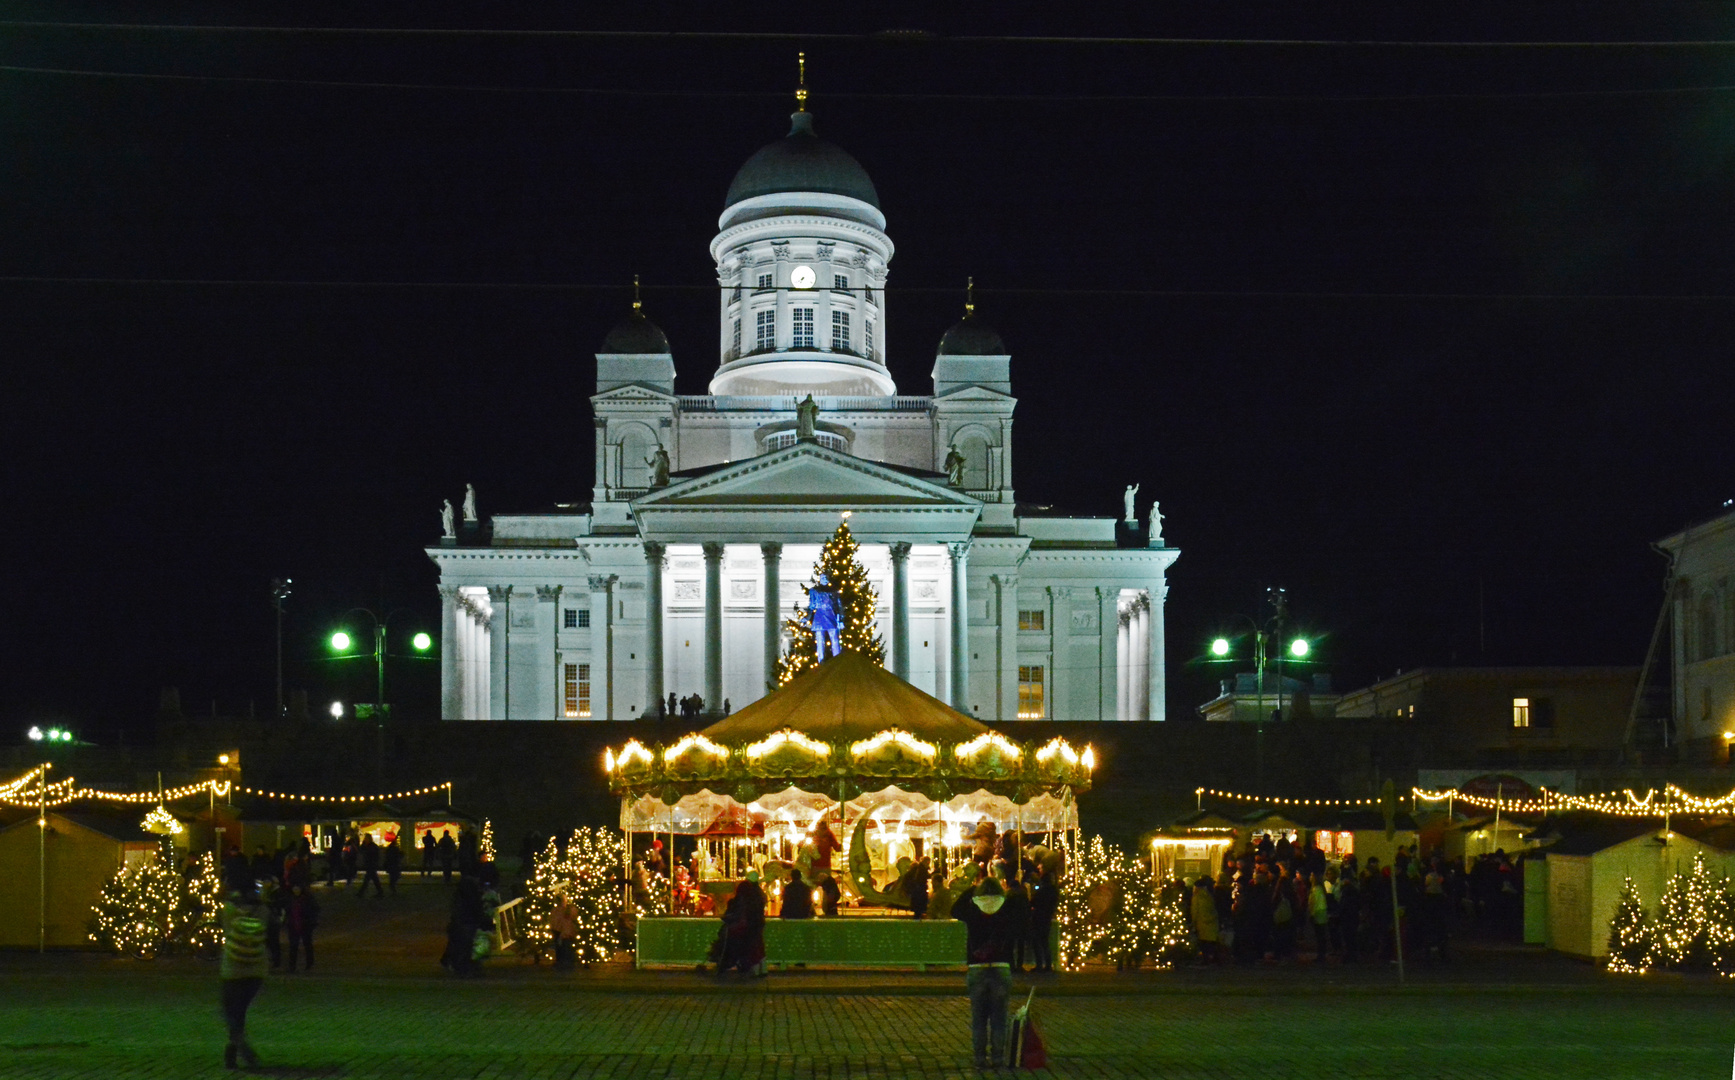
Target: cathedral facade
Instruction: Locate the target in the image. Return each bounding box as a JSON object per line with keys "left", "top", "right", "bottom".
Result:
{"left": 428, "top": 102, "right": 1178, "bottom": 722}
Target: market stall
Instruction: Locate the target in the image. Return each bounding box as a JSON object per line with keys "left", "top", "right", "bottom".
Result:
{"left": 605, "top": 651, "right": 1093, "bottom": 967}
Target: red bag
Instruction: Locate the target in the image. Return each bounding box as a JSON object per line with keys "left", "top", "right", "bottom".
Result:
{"left": 1008, "top": 987, "right": 1047, "bottom": 1069}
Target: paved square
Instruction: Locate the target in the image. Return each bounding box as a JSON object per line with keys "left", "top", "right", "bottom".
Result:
{"left": 1, "top": 959, "right": 1730, "bottom": 1080}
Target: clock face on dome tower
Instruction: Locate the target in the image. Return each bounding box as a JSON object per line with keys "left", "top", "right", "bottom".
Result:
{"left": 790, "top": 265, "right": 816, "bottom": 289}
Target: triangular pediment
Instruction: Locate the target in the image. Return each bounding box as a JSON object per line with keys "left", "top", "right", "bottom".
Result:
{"left": 934, "top": 385, "right": 1016, "bottom": 403}
{"left": 591, "top": 385, "right": 675, "bottom": 405}
{"left": 635, "top": 443, "right": 980, "bottom": 510}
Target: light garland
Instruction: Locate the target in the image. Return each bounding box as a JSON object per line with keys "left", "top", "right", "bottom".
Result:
{"left": 141, "top": 805, "right": 183, "bottom": 835}
{"left": 852, "top": 729, "right": 937, "bottom": 759}
{"left": 745, "top": 729, "right": 831, "bottom": 760}
{"left": 1196, "top": 787, "right": 1378, "bottom": 807}
{"left": 956, "top": 732, "right": 1022, "bottom": 761}
{"left": 0, "top": 768, "right": 454, "bottom": 809}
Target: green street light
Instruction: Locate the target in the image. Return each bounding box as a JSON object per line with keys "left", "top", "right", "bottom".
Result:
{"left": 1290, "top": 638, "right": 1310, "bottom": 658}
{"left": 412, "top": 632, "right": 433, "bottom": 652}
{"left": 1210, "top": 637, "right": 1231, "bottom": 658}
{"left": 329, "top": 631, "right": 352, "bottom": 652}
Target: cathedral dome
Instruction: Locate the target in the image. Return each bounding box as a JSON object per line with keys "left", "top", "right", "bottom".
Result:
{"left": 725, "top": 112, "right": 880, "bottom": 210}
{"left": 601, "top": 311, "right": 670, "bottom": 354}
{"left": 938, "top": 315, "right": 1006, "bottom": 356}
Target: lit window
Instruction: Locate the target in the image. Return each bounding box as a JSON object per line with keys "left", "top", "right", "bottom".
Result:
{"left": 1018, "top": 609, "right": 1045, "bottom": 631}
{"left": 831, "top": 310, "right": 850, "bottom": 352}
{"left": 1017, "top": 665, "right": 1044, "bottom": 719}
{"left": 565, "top": 663, "right": 591, "bottom": 718}
{"left": 792, "top": 308, "right": 814, "bottom": 348}
{"left": 564, "top": 609, "right": 578, "bottom": 629}
{"left": 833, "top": 274, "right": 849, "bottom": 290}
{"left": 1512, "top": 697, "right": 1530, "bottom": 728}
{"left": 757, "top": 273, "right": 772, "bottom": 290}
{"left": 755, "top": 310, "right": 775, "bottom": 351}
{"left": 1336, "top": 831, "right": 1354, "bottom": 857}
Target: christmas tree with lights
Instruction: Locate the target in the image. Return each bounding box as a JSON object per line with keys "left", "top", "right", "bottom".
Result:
{"left": 89, "top": 844, "right": 223, "bottom": 959}
{"left": 1651, "top": 852, "right": 1723, "bottom": 971}
{"left": 518, "top": 828, "right": 634, "bottom": 965}
{"left": 774, "top": 520, "right": 885, "bottom": 685}
{"left": 1605, "top": 876, "right": 1652, "bottom": 974}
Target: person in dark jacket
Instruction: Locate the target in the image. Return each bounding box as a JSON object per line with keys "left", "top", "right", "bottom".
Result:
{"left": 284, "top": 883, "right": 318, "bottom": 972}
{"left": 356, "top": 835, "right": 384, "bottom": 897}
{"left": 443, "top": 873, "right": 490, "bottom": 978}
{"left": 384, "top": 838, "right": 404, "bottom": 894}
{"left": 997, "top": 869, "right": 1031, "bottom": 973}
{"left": 952, "top": 877, "right": 1017, "bottom": 1068}
{"left": 1027, "top": 863, "right": 1059, "bottom": 973}
{"left": 437, "top": 830, "right": 457, "bottom": 884}
{"left": 818, "top": 871, "right": 841, "bottom": 917}
{"left": 779, "top": 868, "right": 814, "bottom": 919}
{"left": 716, "top": 873, "right": 767, "bottom": 975}
{"left": 219, "top": 876, "right": 270, "bottom": 1069}
{"left": 421, "top": 831, "right": 438, "bottom": 879}
{"left": 906, "top": 856, "right": 932, "bottom": 919}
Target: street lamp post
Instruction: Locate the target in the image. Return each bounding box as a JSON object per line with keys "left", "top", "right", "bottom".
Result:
{"left": 270, "top": 579, "right": 292, "bottom": 719}
{"left": 1207, "top": 588, "right": 1312, "bottom": 790}
{"left": 328, "top": 609, "right": 433, "bottom": 785}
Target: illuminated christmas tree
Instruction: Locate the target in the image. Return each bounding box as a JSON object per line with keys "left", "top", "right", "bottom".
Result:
{"left": 182, "top": 852, "right": 225, "bottom": 954}
{"left": 774, "top": 520, "right": 885, "bottom": 685}
{"left": 517, "top": 828, "right": 633, "bottom": 965}
{"left": 1649, "top": 851, "right": 1735, "bottom": 974}
{"left": 89, "top": 845, "right": 222, "bottom": 959}
{"left": 1057, "top": 835, "right": 1116, "bottom": 971}
{"left": 1605, "top": 876, "right": 1651, "bottom": 974}
{"left": 480, "top": 819, "right": 496, "bottom": 864}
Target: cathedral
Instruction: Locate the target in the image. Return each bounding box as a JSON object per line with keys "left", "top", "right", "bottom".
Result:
{"left": 429, "top": 89, "right": 1178, "bottom": 723}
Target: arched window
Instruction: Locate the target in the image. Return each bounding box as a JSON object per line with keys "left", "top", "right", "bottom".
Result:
{"left": 616, "top": 423, "right": 658, "bottom": 490}
{"left": 954, "top": 429, "right": 993, "bottom": 490}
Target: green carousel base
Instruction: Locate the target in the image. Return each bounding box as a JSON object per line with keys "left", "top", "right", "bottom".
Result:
{"left": 636, "top": 916, "right": 996, "bottom": 970}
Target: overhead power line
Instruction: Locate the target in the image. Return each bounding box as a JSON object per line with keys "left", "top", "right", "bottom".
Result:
{"left": 0, "top": 276, "right": 1729, "bottom": 301}
{"left": 4, "top": 62, "right": 1735, "bottom": 101}
{"left": 7, "top": 22, "right": 1735, "bottom": 48}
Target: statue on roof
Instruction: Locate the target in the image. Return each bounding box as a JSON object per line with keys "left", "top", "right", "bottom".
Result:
{"left": 942, "top": 444, "right": 966, "bottom": 487}
{"left": 1148, "top": 501, "right": 1165, "bottom": 546}
{"left": 462, "top": 483, "right": 477, "bottom": 523}
{"left": 440, "top": 499, "right": 456, "bottom": 539}
{"left": 646, "top": 446, "right": 671, "bottom": 488}
{"left": 1123, "top": 483, "right": 1140, "bottom": 523}
{"left": 796, "top": 394, "right": 819, "bottom": 441}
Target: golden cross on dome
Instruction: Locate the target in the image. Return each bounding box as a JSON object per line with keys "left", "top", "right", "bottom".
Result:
{"left": 632, "top": 273, "right": 642, "bottom": 313}
{"left": 796, "top": 52, "right": 808, "bottom": 112}
{"left": 965, "top": 276, "right": 975, "bottom": 318}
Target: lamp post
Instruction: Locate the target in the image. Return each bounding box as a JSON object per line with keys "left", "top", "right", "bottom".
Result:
{"left": 1207, "top": 588, "right": 1313, "bottom": 789}
{"left": 327, "top": 609, "right": 434, "bottom": 785}
{"left": 270, "top": 578, "right": 292, "bottom": 718}
{"left": 26, "top": 725, "right": 71, "bottom": 953}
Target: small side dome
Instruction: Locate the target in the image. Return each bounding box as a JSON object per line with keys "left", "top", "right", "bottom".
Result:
{"left": 601, "top": 311, "right": 670, "bottom": 355}
{"left": 938, "top": 315, "right": 1005, "bottom": 356}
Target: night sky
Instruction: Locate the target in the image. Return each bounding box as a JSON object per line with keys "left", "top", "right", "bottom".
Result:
{"left": 6, "top": 6, "right": 1734, "bottom": 739}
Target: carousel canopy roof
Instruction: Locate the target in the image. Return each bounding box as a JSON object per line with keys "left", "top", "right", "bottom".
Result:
{"left": 701, "top": 650, "right": 990, "bottom": 745}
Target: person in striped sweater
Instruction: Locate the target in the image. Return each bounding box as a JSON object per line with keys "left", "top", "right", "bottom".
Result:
{"left": 219, "top": 875, "right": 271, "bottom": 1069}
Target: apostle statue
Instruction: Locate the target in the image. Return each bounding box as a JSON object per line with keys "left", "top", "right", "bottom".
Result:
{"left": 646, "top": 445, "right": 671, "bottom": 488}
{"left": 462, "top": 483, "right": 478, "bottom": 523}
{"left": 1122, "top": 483, "right": 1140, "bottom": 523}
{"left": 808, "top": 572, "right": 842, "bottom": 662}
{"left": 440, "top": 499, "right": 456, "bottom": 539}
{"left": 942, "top": 444, "right": 966, "bottom": 487}
{"left": 795, "top": 394, "right": 819, "bottom": 441}
{"left": 1148, "top": 501, "right": 1165, "bottom": 546}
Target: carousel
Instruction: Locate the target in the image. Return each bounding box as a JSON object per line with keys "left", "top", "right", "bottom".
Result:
{"left": 604, "top": 651, "right": 1094, "bottom": 968}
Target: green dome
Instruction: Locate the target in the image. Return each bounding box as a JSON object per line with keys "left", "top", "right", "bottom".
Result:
{"left": 938, "top": 315, "right": 1006, "bottom": 356}
{"left": 725, "top": 112, "right": 880, "bottom": 210}
{"left": 601, "top": 311, "right": 669, "bottom": 354}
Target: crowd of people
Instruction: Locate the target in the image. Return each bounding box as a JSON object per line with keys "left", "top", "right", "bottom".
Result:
{"left": 1185, "top": 834, "right": 1524, "bottom": 967}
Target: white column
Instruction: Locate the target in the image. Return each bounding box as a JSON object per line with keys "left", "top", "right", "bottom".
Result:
{"left": 1138, "top": 598, "right": 1152, "bottom": 721}
{"left": 488, "top": 586, "right": 512, "bottom": 721}
{"left": 1098, "top": 587, "right": 1118, "bottom": 722}
{"left": 1148, "top": 584, "right": 1166, "bottom": 722}
{"left": 535, "top": 586, "right": 561, "bottom": 720}
{"left": 1048, "top": 587, "right": 1069, "bottom": 722}
{"left": 644, "top": 543, "right": 665, "bottom": 717}
{"left": 1116, "top": 608, "right": 1131, "bottom": 722}
{"left": 462, "top": 606, "right": 479, "bottom": 721}
{"left": 992, "top": 574, "right": 1018, "bottom": 721}
{"left": 703, "top": 543, "right": 725, "bottom": 715}
{"left": 439, "top": 586, "right": 461, "bottom": 720}
{"left": 948, "top": 541, "right": 972, "bottom": 713}
{"left": 890, "top": 543, "right": 911, "bottom": 682}
{"left": 761, "top": 542, "right": 782, "bottom": 692}
{"left": 588, "top": 579, "right": 615, "bottom": 720}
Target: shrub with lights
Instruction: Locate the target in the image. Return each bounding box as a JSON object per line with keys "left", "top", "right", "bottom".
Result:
{"left": 1648, "top": 852, "right": 1735, "bottom": 976}
{"left": 1058, "top": 835, "right": 1193, "bottom": 971}
{"left": 774, "top": 520, "right": 885, "bottom": 685}
{"left": 89, "top": 844, "right": 224, "bottom": 959}
{"left": 519, "top": 827, "right": 635, "bottom": 965}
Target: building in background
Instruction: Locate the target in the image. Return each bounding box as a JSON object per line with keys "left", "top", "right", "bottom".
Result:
{"left": 428, "top": 95, "right": 1178, "bottom": 721}
{"left": 1655, "top": 505, "right": 1735, "bottom": 762}
{"left": 1197, "top": 672, "right": 1339, "bottom": 723}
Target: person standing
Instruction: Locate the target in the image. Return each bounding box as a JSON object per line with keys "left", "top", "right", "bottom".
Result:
{"left": 1028, "top": 863, "right": 1059, "bottom": 974}
{"left": 384, "top": 838, "right": 404, "bottom": 895}
{"left": 443, "top": 872, "right": 489, "bottom": 978}
{"left": 952, "top": 877, "right": 1016, "bottom": 1068}
{"left": 284, "top": 883, "right": 318, "bottom": 972}
{"left": 260, "top": 876, "right": 284, "bottom": 971}
{"left": 716, "top": 872, "right": 767, "bottom": 975}
{"left": 818, "top": 871, "right": 841, "bottom": 918}
{"left": 906, "top": 855, "right": 932, "bottom": 919}
{"left": 998, "top": 868, "right": 1031, "bottom": 973}
{"left": 1191, "top": 877, "right": 1220, "bottom": 965}
{"left": 421, "top": 831, "right": 438, "bottom": 880}
{"left": 779, "top": 868, "right": 814, "bottom": 919}
{"left": 218, "top": 877, "right": 270, "bottom": 1069}
{"left": 550, "top": 890, "right": 578, "bottom": 969}
{"left": 357, "top": 835, "right": 384, "bottom": 898}
{"left": 437, "top": 830, "right": 457, "bottom": 884}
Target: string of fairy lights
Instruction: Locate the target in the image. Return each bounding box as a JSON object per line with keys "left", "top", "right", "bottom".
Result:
{"left": 0, "top": 768, "right": 453, "bottom": 810}
{"left": 1200, "top": 783, "right": 1735, "bottom": 819}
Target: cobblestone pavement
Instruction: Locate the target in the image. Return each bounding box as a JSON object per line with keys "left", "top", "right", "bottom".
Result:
{"left": 1, "top": 961, "right": 1731, "bottom": 1080}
